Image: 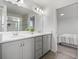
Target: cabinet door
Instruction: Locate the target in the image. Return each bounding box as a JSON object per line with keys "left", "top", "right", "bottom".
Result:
{"left": 35, "top": 36, "right": 42, "bottom": 59}
{"left": 43, "top": 35, "right": 51, "bottom": 55}
{"left": 43, "top": 35, "right": 48, "bottom": 55}
{"left": 36, "top": 49, "right": 42, "bottom": 59}
{"left": 47, "top": 34, "right": 51, "bottom": 50}
{"left": 2, "top": 41, "right": 21, "bottom": 59}
{"left": 35, "top": 36, "right": 42, "bottom": 50}
{"left": 23, "top": 38, "right": 34, "bottom": 59}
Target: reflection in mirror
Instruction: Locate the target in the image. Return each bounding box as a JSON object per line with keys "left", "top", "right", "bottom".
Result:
{"left": 7, "top": 15, "right": 29, "bottom": 31}
{"left": 0, "top": 6, "right": 4, "bottom": 32}
{"left": 27, "top": 16, "right": 35, "bottom": 32}
{"left": 7, "top": 14, "right": 35, "bottom": 32}
{"left": 21, "top": 15, "right": 28, "bottom": 31}
{"left": 5, "top": 0, "right": 36, "bottom": 32}
{"left": 7, "top": 16, "right": 21, "bottom": 31}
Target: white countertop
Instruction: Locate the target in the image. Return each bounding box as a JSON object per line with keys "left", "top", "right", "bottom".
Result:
{"left": 0, "top": 32, "right": 52, "bottom": 44}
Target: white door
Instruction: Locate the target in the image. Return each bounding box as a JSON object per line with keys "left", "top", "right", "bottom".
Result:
{"left": 23, "top": 38, "right": 34, "bottom": 59}
{"left": 2, "top": 41, "right": 21, "bottom": 59}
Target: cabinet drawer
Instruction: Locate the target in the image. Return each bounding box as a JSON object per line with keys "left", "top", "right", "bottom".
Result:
{"left": 43, "top": 35, "right": 47, "bottom": 39}
{"left": 35, "top": 36, "right": 42, "bottom": 42}
{"left": 35, "top": 49, "right": 42, "bottom": 59}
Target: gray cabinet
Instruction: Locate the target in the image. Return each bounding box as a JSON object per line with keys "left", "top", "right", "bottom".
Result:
{"left": 47, "top": 34, "right": 52, "bottom": 50}
{"left": 34, "top": 36, "right": 43, "bottom": 59}
{"left": 2, "top": 34, "right": 52, "bottom": 59}
{"left": 43, "top": 34, "right": 51, "bottom": 55}
{"left": 23, "top": 38, "right": 34, "bottom": 59}
{"left": 34, "top": 34, "right": 52, "bottom": 59}
{"left": 2, "top": 38, "right": 34, "bottom": 59}
{"left": 2, "top": 41, "right": 21, "bottom": 59}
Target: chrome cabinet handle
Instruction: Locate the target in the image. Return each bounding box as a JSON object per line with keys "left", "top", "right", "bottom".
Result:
{"left": 23, "top": 43, "right": 24, "bottom": 46}
{"left": 19, "top": 43, "right": 23, "bottom": 47}
{"left": 19, "top": 43, "right": 24, "bottom": 47}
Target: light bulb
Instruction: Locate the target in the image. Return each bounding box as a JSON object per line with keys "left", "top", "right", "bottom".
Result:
{"left": 60, "top": 13, "right": 64, "bottom": 16}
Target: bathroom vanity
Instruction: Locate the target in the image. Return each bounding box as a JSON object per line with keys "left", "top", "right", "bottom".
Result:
{"left": 0, "top": 32, "right": 52, "bottom": 59}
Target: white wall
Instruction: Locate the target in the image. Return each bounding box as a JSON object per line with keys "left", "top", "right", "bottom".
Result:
{"left": 57, "top": 3, "right": 78, "bottom": 34}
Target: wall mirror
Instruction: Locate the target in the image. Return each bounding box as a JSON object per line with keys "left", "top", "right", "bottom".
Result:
{"left": 3, "top": 0, "right": 37, "bottom": 32}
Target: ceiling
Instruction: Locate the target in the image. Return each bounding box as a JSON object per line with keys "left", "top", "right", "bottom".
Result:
{"left": 32, "top": 0, "right": 78, "bottom": 8}
{"left": 2, "top": 0, "right": 78, "bottom": 16}
{"left": 57, "top": 3, "right": 78, "bottom": 19}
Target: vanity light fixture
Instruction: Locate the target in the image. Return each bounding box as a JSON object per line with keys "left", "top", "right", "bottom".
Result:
{"left": 34, "top": 7, "right": 44, "bottom": 15}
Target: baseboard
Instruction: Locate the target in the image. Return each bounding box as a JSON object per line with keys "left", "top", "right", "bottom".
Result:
{"left": 59, "top": 43, "right": 78, "bottom": 49}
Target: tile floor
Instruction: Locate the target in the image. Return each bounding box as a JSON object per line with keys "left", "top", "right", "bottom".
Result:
{"left": 41, "top": 45, "right": 78, "bottom": 59}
